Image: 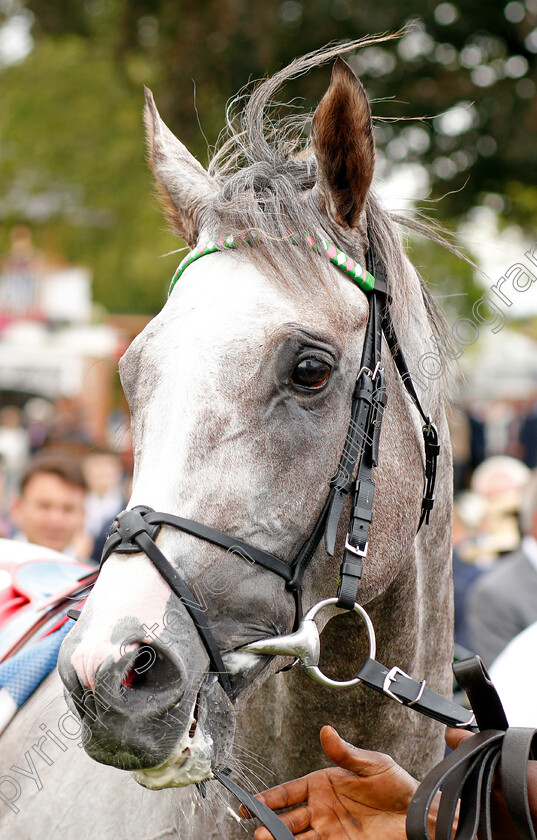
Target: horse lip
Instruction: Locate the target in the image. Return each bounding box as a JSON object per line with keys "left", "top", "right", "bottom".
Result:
{"left": 78, "top": 690, "right": 203, "bottom": 771}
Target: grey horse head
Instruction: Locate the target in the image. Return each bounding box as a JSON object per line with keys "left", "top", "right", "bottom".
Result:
{"left": 58, "top": 49, "right": 451, "bottom": 790}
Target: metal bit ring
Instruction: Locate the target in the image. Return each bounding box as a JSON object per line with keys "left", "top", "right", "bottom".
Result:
{"left": 303, "top": 597, "right": 376, "bottom": 688}
{"left": 243, "top": 597, "right": 376, "bottom": 689}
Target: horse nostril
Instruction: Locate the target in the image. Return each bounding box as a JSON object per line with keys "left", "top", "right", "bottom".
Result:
{"left": 119, "top": 644, "right": 183, "bottom": 699}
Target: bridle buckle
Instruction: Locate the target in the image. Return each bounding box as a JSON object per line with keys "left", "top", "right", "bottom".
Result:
{"left": 382, "top": 666, "right": 408, "bottom": 704}
{"left": 382, "top": 666, "right": 427, "bottom": 706}
{"left": 345, "top": 537, "right": 368, "bottom": 558}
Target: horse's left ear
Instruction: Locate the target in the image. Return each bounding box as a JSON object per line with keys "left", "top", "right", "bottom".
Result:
{"left": 311, "top": 57, "right": 375, "bottom": 229}
{"left": 144, "top": 87, "right": 218, "bottom": 247}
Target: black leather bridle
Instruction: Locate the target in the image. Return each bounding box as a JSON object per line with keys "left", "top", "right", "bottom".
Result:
{"left": 101, "top": 241, "right": 439, "bottom": 697}
{"left": 94, "top": 238, "right": 467, "bottom": 839}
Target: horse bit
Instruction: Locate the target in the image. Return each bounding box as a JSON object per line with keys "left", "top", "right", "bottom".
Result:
{"left": 91, "top": 233, "right": 494, "bottom": 839}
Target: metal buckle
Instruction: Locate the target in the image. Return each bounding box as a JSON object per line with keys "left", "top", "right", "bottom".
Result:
{"left": 345, "top": 537, "right": 368, "bottom": 558}
{"left": 357, "top": 363, "right": 382, "bottom": 381}
{"left": 382, "top": 666, "right": 409, "bottom": 704}
{"left": 382, "top": 666, "right": 426, "bottom": 706}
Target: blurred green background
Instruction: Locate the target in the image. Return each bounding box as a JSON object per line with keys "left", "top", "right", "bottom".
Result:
{"left": 0, "top": 0, "right": 535, "bottom": 315}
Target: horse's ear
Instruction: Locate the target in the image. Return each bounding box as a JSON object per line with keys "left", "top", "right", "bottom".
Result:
{"left": 144, "top": 87, "right": 218, "bottom": 246}
{"left": 311, "top": 57, "right": 375, "bottom": 229}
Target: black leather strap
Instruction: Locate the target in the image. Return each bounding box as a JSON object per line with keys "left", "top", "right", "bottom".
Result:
{"left": 325, "top": 250, "right": 388, "bottom": 609}
{"left": 407, "top": 657, "right": 537, "bottom": 840}
{"left": 145, "top": 512, "right": 293, "bottom": 582}
{"left": 407, "top": 728, "right": 537, "bottom": 840}
{"left": 336, "top": 293, "right": 385, "bottom": 609}
{"left": 406, "top": 729, "right": 505, "bottom": 840}
{"left": 453, "top": 655, "right": 508, "bottom": 732}
{"left": 325, "top": 365, "right": 376, "bottom": 555}
{"left": 102, "top": 508, "right": 292, "bottom": 583}
{"left": 135, "top": 530, "right": 233, "bottom": 696}
{"left": 288, "top": 489, "right": 335, "bottom": 627}
{"left": 215, "top": 771, "right": 295, "bottom": 840}
{"left": 502, "top": 727, "right": 537, "bottom": 840}
{"left": 355, "top": 657, "right": 476, "bottom": 728}
{"left": 101, "top": 508, "right": 232, "bottom": 696}
{"left": 380, "top": 305, "right": 439, "bottom": 530}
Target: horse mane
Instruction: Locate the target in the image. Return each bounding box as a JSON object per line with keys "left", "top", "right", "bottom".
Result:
{"left": 204, "top": 36, "right": 455, "bottom": 349}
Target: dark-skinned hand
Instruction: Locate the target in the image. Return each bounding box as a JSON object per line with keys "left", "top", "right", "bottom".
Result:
{"left": 242, "top": 726, "right": 537, "bottom": 840}
{"left": 239, "top": 724, "right": 431, "bottom": 840}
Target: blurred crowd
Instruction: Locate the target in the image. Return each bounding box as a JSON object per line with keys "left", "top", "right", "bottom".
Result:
{"left": 451, "top": 401, "right": 537, "bottom": 724}
{"left": 451, "top": 397, "right": 537, "bottom": 491}
{"left": 0, "top": 399, "right": 132, "bottom": 564}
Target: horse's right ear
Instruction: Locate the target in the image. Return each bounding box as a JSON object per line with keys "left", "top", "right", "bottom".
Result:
{"left": 310, "top": 58, "right": 375, "bottom": 230}
{"left": 144, "top": 88, "right": 218, "bottom": 247}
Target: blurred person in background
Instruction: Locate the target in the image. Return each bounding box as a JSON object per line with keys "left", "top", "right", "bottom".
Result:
{"left": 83, "top": 448, "right": 126, "bottom": 544}
{"left": 448, "top": 403, "right": 471, "bottom": 493}
{"left": 452, "top": 499, "right": 486, "bottom": 652}
{"left": 461, "top": 455, "right": 530, "bottom": 563}
{"left": 23, "top": 397, "right": 55, "bottom": 454}
{"left": 519, "top": 397, "right": 537, "bottom": 469}
{"left": 0, "top": 454, "right": 11, "bottom": 538}
{"left": 10, "top": 452, "right": 91, "bottom": 559}
{"left": 467, "top": 401, "right": 486, "bottom": 474}
{"left": 489, "top": 619, "right": 537, "bottom": 726}
{"left": 0, "top": 405, "right": 29, "bottom": 504}
{"left": 42, "top": 397, "right": 92, "bottom": 456}
{"left": 467, "top": 468, "right": 537, "bottom": 667}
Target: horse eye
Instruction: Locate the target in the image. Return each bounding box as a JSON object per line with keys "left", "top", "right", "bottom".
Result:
{"left": 291, "top": 358, "right": 331, "bottom": 390}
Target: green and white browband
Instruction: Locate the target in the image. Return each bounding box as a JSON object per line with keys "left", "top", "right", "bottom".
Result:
{"left": 168, "top": 232, "right": 376, "bottom": 296}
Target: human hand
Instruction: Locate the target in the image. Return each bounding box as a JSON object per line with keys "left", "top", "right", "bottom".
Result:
{"left": 240, "top": 725, "right": 421, "bottom": 840}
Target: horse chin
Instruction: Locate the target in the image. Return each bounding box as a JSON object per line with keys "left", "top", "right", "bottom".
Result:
{"left": 132, "top": 672, "right": 237, "bottom": 788}
{"left": 132, "top": 703, "right": 214, "bottom": 789}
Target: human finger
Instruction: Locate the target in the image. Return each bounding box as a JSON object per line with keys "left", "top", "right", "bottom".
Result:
{"left": 320, "top": 725, "right": 398, "bottom": 776}
{"left": 255, "top": 827, "right": 320, "bottom": 840}
{"left": 445, "top": 727, "right": 474, "bottom": 751}
{"left": 249, "top": 805, "right": 311, "bottom": 838}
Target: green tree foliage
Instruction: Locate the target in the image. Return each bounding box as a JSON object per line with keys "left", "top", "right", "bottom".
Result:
{"left": 1, "top": 0, "right": 535, "bottom": 313}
